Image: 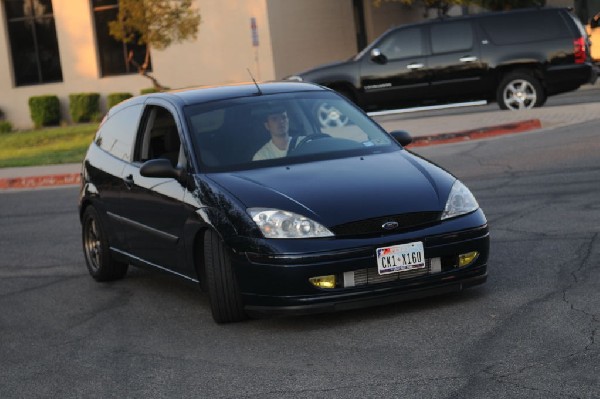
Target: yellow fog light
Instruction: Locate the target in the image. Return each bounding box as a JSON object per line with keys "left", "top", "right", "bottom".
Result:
{"left": 309, "top": 275, "right": 336, "bottom": 289}
{"left": 459, "top": 251, "right": 479, "bottom": 268}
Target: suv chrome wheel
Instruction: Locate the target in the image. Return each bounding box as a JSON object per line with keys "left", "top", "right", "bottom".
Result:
{"left": 497, "top": 72, "right": 546, "bottom": 111}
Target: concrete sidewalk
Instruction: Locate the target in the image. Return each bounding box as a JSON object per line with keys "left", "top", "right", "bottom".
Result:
{"left": 1, "top": 100, "right": 599, "bottom": 190}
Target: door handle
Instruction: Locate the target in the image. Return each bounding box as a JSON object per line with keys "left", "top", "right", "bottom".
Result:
{"left": 123, "top": 174, "right": 134, "bottom": 189}
{"left": 407, "top": 63, "right": 424, "bottom": 70}
{"left": 459, "top": 56, "right": 478, "bottom": 63}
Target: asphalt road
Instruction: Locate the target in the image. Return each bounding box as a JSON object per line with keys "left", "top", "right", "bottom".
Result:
{"left": 1, "top": 119, "right": 599, "bottom": 398}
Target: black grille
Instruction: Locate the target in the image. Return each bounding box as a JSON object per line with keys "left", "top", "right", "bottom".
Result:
{"left": 331, "top": 212, "right": 441, "bottom": 237}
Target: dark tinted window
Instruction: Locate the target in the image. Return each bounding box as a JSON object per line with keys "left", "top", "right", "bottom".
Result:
{"left": 5, "top": 0, "right": 63, "bottom": 86}
{"left": 378, "top": 28, "right": 423, "bottom": 59}
{"left": 431, "top": 22, "right": 473, "bottom": 54}
{"left": 96, "top": 103, "right": 143, "bottom": 162}
{"left": 134, "top": 106, "right": 181, "bottom": 167}
{"left": 91, "top": 0, "right": 151, "bottom": 76}
{"left": 481, "top": 11, "right": 571, "bottom": 45}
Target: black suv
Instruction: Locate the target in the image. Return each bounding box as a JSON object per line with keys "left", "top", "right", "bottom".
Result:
{"left": 287, "top": 8, "right": 596, "bottom": 110}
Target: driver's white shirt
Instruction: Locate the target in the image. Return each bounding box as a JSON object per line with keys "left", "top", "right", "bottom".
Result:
{"left": 252, "top": 137, "right": 291, "bottom": 161}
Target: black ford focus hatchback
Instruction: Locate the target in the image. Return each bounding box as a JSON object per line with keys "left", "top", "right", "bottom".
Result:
{"left": 79, "top": 82, "right": 489, "bottom": 323}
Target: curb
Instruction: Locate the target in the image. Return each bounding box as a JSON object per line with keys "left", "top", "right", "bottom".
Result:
{"left": 0, "top": 119, "right": 541, "bottom": 190}
{"left": 0, "top": 173, "right": 81, "bottom": 190}
{"left": 408, "top": 119, "right": 542, "bottom": 147}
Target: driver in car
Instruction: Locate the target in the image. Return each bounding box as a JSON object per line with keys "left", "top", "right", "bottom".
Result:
{"left": 253, "top": 106, "right": 303, "bottom": 161}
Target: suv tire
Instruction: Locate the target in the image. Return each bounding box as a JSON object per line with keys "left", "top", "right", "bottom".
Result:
{"left": 497, "top": 71, "right": 546, "bottom": 110}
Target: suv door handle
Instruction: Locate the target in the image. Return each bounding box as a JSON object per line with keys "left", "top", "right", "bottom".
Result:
{"left": 459, "top": 56, "right": 478, "bottom": 63}
{"left": 407, "top": 63, "right": 424, "bottom": 70}
{"left": 123, "top": 174, "right": 135, "bottom": 189}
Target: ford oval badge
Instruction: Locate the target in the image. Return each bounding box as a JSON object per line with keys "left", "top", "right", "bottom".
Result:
{"left": 382, "top": 221, "right": 399, "bottom": 231}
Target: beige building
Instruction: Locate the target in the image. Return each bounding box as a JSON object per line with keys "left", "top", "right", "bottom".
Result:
{"left": 0, "top": 0, "right": 573, "bottom": 129}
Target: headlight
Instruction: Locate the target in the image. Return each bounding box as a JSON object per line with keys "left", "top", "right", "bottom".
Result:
{"left": 285, "top": 75, "right": 303, "bottom": 82}
{"left": 441, "top": 180, "right": 479, "bottom": 220}
{"left": 248, "top": 208, "right": 333, "bottom": 239}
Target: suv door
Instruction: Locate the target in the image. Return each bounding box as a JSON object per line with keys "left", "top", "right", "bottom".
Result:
{"left": 119, "top": 102, "right": 191, "bottom": 274}
{"left": 359, "top": 26, "right": 429, "bottom": 107}
{"left": 426, "top": 20, "right": 487, "bottom": 100}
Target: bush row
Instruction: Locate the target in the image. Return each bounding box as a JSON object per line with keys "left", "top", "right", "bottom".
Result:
{"left": 0, "top": 107, "right": 12, "bottom": 133}
{"left": 27, "top": 90, "right": 144, "bottom": 129}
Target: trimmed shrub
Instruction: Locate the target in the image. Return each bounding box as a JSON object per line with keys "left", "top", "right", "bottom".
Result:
{"left": 28, "top": 95, "right": 60, "bottom": 128}
{"left": 140, "top": 87, "right": 159, "bottom": 95}
{"left": 107, "top": 92, "right": 133, "bottom": 109}
{"left": 0, "top": 121, "right": 12, "bottom": 133}
{"left": 69, "top": 92, "right": 100, "bottom": 123}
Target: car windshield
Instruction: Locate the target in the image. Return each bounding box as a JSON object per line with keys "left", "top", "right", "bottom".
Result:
{"left": 184, "top": 91, "right": 398, "bottom": 172}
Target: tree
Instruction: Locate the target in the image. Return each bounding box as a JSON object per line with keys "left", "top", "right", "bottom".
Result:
{"left": 108, "top": 0, "right": 201, "bottom": 90}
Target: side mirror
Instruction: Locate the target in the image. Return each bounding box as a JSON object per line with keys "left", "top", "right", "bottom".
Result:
{"left": 370, "top": 48, "right": 387, "bottom": 64}
{"left": 140, "top": 158, "right": 185, "bottom": 181}
{"left": 390, "top": 130, "right": 413, "bottom": 147}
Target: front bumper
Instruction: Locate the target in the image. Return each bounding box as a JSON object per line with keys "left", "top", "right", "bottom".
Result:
{"left": 229, "top": 215, "right": 490, "bottom": 317}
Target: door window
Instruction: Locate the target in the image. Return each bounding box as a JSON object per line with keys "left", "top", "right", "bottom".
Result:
{"left": 430, "top": 22, "right": 473, "bottom": 54}
{"left": 135, "top": 106, "right": 181, "bottom": 167}
{"left": 378, "top": 28, "right": 423, "bottom": 60}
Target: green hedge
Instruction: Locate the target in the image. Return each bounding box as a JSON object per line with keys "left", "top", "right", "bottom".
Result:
{"left": 140, "top": 87, "right": 159, "bottom": 95}
{"left": 69, "top": 92, "right": 100, "bottom": 123}
{"left": 0, "top": 121, "right": 12, "bottom": 134}
{"left": 107, "top": 92, "right": 133, "bottom": 109}
{"left": 28, "top": 95, "right": 60, "bottom": 128}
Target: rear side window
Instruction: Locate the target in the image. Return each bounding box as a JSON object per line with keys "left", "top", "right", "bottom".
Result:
{"left": 481, "top": 11, "right": 571, "bottom": 45}
{"left": 430, "top": 21, "right": 473, "bottom": 54}
{"left": 96, "top": 104, "right": 143, "bottom": 162}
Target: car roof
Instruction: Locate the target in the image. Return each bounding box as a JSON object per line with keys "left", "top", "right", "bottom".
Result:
{"left": 148, "top": 81, "right": 327, "bottom": 106}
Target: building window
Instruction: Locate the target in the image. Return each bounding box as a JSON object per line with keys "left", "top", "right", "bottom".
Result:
{"left": 91, "top": 0, "right": 150, "bottom": 77}
{"left": 5, "top": 0, "right": 63, "bottom": 86}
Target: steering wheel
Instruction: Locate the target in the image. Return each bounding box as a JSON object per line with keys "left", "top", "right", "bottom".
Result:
{"left": 317, "top": 103, "right": 349, "bottom": 128}
{"left": 288, "top": 133, "right": 330, "bottom": 155}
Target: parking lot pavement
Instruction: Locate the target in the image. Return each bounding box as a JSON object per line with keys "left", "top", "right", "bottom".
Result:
{"left": 2, "top": 100, "right": 600, "bottom": 190}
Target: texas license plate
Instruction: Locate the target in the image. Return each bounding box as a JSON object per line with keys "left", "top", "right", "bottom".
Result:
{"left": 376, "top": 241, "right": 425, "bottom": 275}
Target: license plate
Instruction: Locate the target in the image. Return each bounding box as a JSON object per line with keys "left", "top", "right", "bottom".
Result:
{"left": 376, "top": 241, "right": 425, "bottom": 275}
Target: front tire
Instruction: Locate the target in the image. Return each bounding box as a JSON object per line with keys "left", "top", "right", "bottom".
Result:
{"left": 496, "top": 71, "right": 546, "bottom": 110}
{"left": 204, "top": 230, "right": 247, "bottom": 323}
{"left": 81, "top": 206, "right": 128, "bottom": 281}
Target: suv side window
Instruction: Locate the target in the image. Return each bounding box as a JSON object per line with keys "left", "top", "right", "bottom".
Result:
{"left": 378, "top": 28, "right": 423, "bottom": 60}
{"left": 134, "top": 105, "right": 182, "bottom": 167}
{"left": 96, "top": 103, "right": 143, "bottom": 162}
{"left": 430, "top": 21, "right": 473, "bottom": 54}
{"left": 481, "top": 12, "right": 570, "bottom": 45}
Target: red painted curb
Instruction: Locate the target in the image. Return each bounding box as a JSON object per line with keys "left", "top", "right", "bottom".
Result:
{"left": 0, "top": 173, "right": 81, "bottom": 190}
{"left": 408, "top": 119, "right": 542, "bottom": 147}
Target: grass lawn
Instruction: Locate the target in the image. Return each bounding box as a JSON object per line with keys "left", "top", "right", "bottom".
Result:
{"left": 0, "top": 124, "right": 98, "bottom": 168}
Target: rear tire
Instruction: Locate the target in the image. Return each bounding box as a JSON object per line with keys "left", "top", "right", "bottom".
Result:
{"left": 204, "top": 230, "right": 247, "bottom": 323}
{"left": 496, "top": 71, "right": 546, "bottom": 110}
{"left": 81, "top": 206, "right": 128, "bottom": 281}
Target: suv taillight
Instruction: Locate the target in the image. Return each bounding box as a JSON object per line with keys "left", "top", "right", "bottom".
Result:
{"left": 574, "top": 37, "right": 586, "bottom": 64}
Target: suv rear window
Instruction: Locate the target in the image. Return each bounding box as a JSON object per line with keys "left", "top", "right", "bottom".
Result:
{"left": 480, "top": 11, "right": 571, "bottom": 45}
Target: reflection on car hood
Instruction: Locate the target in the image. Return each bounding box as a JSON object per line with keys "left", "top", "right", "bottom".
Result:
{"left": 206, "top": 151, "right": 455, "bottom": 227}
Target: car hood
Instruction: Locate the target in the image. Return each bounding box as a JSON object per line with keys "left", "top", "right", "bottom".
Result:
{"left": 205, "top": 151, "right": 454, "bottom": 227}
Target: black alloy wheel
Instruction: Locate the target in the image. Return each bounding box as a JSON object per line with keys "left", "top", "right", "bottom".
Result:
{"left": 82, "top": 206, "right": 128, "bottom": 281}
